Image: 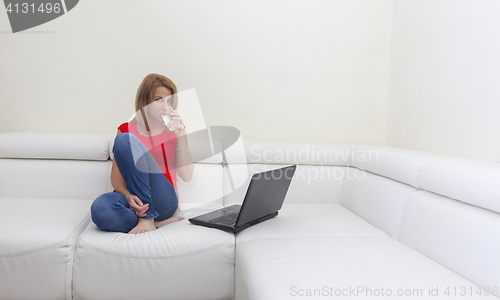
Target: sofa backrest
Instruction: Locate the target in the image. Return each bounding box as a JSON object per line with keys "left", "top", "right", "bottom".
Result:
{"left": 341, "top": 145, "right": 452, "bottom": 239}
{"left": 341, "top": 168, "right": 416, "bottom": 239}
{"left": 223, "top": 141, "right": 351, "bottom": 206}
{"left": 236, "top": 141, "right": 500, "bottom": 292}
{"left": 0, "top": 132, "right": 226, "bottom": 208}
{"left": 343, "top": 145, "right": 500, "bottom": 292}
{"left": 399, "top": 160, "right": 500, "bottom": 291}
{"left": 2, "top": 132, "right": 498, "bottom": 291}
{"left": 0, "top": 133, "right": 113, "bottom": 200}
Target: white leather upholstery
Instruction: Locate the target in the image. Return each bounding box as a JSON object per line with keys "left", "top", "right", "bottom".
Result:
{"left": 73, "top": 205, "right": 235, "bottom": 300}
{"left": 284, "top": 165, "right": 346, "bottom": 204}
{"left": 176, "top": 163, "right": 224, "bottom": 205}
{"left": 0, "top": 159, "right": 113, "bottom": 200}
{"left": 342, "top": 169, "right": 417, "bottom": 239}
{"left": 242, "top": 140, "right": 352, "bottom": 166}
{"left": 0, "top": 198, "right": 92, "bottom": 300}
{"left": 235, "top": 237, "right": 496, "bottom": 300}
{"left": 224, "top": 164, "right": 345, "bottom": 206}
{"left": 2, "top": 132, "right": 500, "bottom": 300}
{"left": 349, "top": 145, "right": 453, "bottom": 188}
{"left": 419, "top": 160, "right": 500, "bottom": 214}
{"left": 0, "top": 132, "right": 112, "bottom": 161}
{"left": 221, "top": 134, "right": 247, "bottom": 165}
{"left": 235, "top": 203, "right": 387, "bottom": 245}
{"left": 400, "top": 191, "right": 500, "bottom": 291}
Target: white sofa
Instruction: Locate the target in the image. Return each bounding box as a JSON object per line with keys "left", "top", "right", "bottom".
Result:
{"left": 0, "top": 132, "right": 499, "bottom": 300}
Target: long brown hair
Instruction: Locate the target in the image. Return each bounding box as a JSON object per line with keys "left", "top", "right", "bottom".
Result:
{"left": 133, "top": 74, "right": 178, "bottom": 132}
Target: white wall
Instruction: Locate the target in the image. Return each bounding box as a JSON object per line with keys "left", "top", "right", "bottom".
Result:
{"left": 386, "top": 0, "right": 500, "bottom": 162}
{"left": 0, "top": 0, "right": 392, "bottom": 145}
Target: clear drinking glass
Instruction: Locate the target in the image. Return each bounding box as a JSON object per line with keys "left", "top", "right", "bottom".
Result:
{"left": 161, "top": 106, "right": 180, "bottom": 131}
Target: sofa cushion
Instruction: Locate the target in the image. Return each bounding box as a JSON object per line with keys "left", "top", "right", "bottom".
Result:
{"left": 0, "top": 197, "right": 92, "bottom": 300}
{"left": 342, "top": 169, "right": 417, "bottom": 239}
{"left": 235, "top": 203, "right": 387, "bottom": 245}
{"left": 400, "top": 190, "right": 500, "bottom": 292}
{"left": 176, "top": 163, "right": 225, "bottom": 206}
{"left": 73, "top": 204, "right": 235, "bottom": 300}
{"left": 419, "top": 160, "right": 500, "bottom": 214}
{"left": 0, "top": 159, "right": 113, "bottom": 200}
{"left": 349, "top": 145, "right": 453, "bottom": 189}
{"left": 235, "top": 236, "right": 496, "bottom": 300}
{"left": 0, "top": 132, "right": 112, "bottom": 161}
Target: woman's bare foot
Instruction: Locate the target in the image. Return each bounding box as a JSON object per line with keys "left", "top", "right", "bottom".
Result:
{"left": 155, "top": 216, "right": 185, "bottom": 228}
{"left": 128, "top": 218, "right": 156, "bottom": 234}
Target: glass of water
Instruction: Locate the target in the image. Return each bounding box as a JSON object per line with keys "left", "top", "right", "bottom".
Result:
{"left": 161, "top": 106, "right": 180, "bottom": 131}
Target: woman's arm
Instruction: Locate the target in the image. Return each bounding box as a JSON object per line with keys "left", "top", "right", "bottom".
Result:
{"left": 175, "top": 128, "right": 194, "bottom": 182}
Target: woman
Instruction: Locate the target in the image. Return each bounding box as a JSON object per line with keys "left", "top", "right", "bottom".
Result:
{"left": 91, "top": 74, "right": 194, "bottom": 234}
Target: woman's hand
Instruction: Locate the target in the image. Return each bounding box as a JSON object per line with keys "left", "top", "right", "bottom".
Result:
{"left": 170, "top": 108, "right": 186, "bottom": 136}
{"left": 126, "top": 194, "right": 149, "bottom": 217}
{"left": 171, "top": 107, "right": 193, "bottom": 182}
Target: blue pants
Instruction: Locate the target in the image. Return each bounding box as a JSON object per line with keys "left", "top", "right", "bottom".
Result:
{"left": 91, "top": 133, "right": 179, "bottom": 233}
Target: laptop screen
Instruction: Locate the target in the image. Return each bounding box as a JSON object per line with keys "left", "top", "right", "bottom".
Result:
{"left": 235, "top": 165, "right": 296, "bottom": 226}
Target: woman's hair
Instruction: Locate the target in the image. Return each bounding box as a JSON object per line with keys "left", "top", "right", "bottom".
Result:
{"left": 133, "top": 73, "right": 178, "bottom": 132}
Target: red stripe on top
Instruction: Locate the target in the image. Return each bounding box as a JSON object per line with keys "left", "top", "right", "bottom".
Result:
{"left": 114, "top": 122, "right": 177, "bottom": 191}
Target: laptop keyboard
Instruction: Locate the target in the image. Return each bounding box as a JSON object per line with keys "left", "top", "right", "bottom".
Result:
{"left": 208, "top": 212, "right": 239, "bottom": 226}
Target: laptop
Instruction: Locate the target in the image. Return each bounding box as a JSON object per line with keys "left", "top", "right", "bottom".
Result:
{"left": 188, "top": 165, "right": 296, "bottom": 233}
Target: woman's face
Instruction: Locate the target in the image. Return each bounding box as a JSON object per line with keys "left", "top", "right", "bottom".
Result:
{"left": 147, "top": 86, "right": 173, "bottom": 122}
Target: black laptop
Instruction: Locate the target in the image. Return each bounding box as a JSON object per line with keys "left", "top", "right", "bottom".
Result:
{"left": 189, "top": 165, "right": 296, "bottom": 233}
